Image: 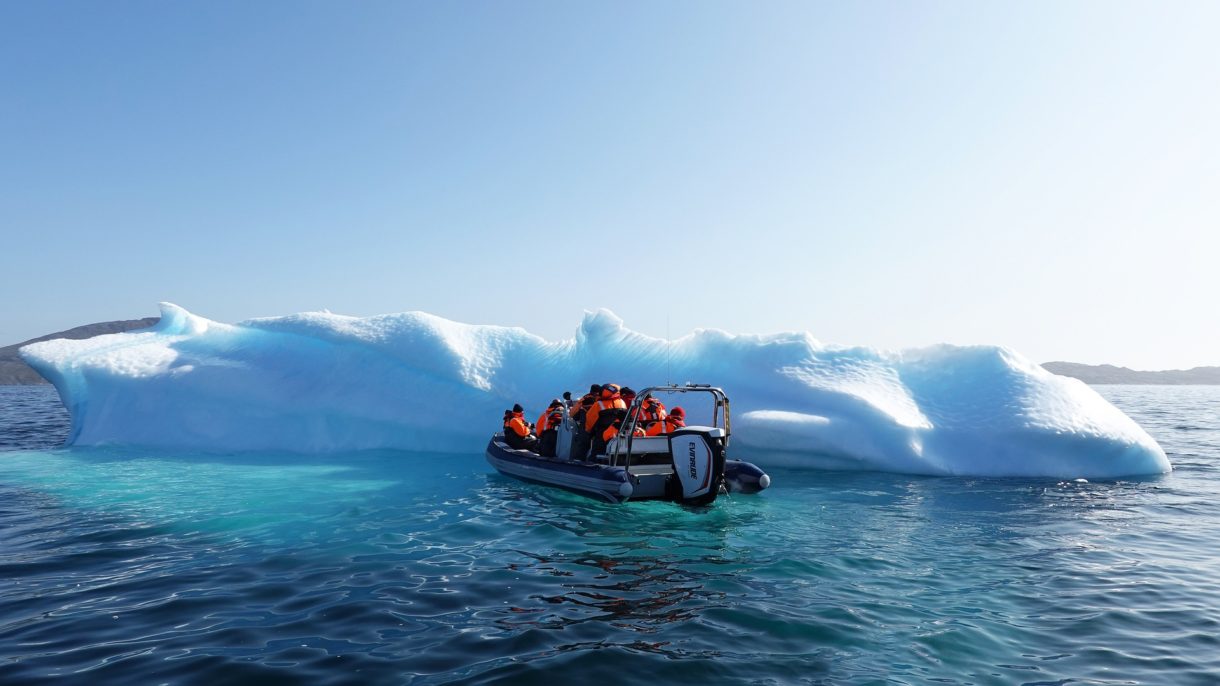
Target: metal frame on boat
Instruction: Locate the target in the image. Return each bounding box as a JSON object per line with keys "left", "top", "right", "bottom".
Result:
{"left": 485, "top": 384, "right": 770, "bottom": 505}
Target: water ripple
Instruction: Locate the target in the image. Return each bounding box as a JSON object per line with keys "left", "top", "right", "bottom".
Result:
{"left": 0, "top": 385, "right": 1219, "bottom": 684}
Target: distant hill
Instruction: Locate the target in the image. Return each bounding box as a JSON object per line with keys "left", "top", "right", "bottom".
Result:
{"left": 0, "top": 318, "right": 160, "bottom": 385}
{"left": 1042, "top": 361, "right": 1220, "bottom": 385}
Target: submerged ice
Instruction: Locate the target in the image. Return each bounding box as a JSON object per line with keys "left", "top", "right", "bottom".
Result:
{"left": 20, "top": 303, "right": 1169, "bottom": 478}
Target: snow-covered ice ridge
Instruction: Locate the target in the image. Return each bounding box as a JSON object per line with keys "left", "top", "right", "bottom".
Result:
{"left": 21, "top": 303, "right": 1169, "bottom": 478}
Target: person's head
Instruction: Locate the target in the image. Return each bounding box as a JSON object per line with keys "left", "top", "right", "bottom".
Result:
{"left": 601, "top": 383, "right": 620, "bottom": 398}
{"left": 512, "top": 403, "right": 524, "bottom": 414}
{"left": 563, "top": 391, "right": 572, "bottom": 401}
{"left": 549, "top": 398, "right": 563, "bottom": 409}
{"left": 503, "top": 409, "right": 513, "bottom": 420}
{"left": 670, "top": 406, "right": 685, "bottom": 419}
{"left": 589, "top": 384, "right": 601, "bottom": 395}
{"left": 621, "top": 387, "right": 636, "bottom": 402}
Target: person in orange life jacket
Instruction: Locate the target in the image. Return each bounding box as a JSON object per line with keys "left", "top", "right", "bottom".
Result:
{"left": 571, "top": 384, "right": 601, "bottom": 426}
{"left": 618, "top": 387, "right": 642, "bottom": 437}
{"left": 586, "top": 384, "right": 627, "bottom": 457}
{"left": 648, "top": 406, "right": 686, "bottom": 436}
{"left": 569, "top": 385, "right": 601, "bottom": 461}
{"left": 535, "top": 399, "right": 564, "bottom": 434}
{"left": 619, "top": 387, "right": 637, "bottom": 416}
{"left": 639, "top": 393, "right": 668, "bottom": 424}
{"left": 632, "top": 392, "right": 662, "bottom": 422}
{"left": 537, "top": 399, "right": 565, "bottom": 457}
{"left": 602, "top": 414, "right": 645, "bottom": 443}
{"left": 585, "top": 383, "right": 626, "bottom": 435}
{"left": 503, "top": 403, "right": 538, "bottom": 452}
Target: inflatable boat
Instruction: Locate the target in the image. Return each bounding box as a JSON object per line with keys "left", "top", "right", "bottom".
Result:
{"left": 485, "top": 384, "right": 770, "bottom": 505}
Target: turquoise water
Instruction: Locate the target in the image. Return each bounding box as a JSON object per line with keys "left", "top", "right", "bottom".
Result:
{"left": 1, "top": 385, "right": 1218, "bottom": 684}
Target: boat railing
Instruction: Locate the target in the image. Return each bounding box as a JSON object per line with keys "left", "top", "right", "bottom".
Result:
{"left": 609, "top": 384, "right": 731, "bottom": 468}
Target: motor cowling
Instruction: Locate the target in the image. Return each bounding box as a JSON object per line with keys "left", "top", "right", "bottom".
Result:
{"left": 666, "top": 428, "right": 727, "bottom": 506}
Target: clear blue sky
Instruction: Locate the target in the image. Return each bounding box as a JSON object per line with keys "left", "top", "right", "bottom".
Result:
{"left": 3, "top": 1, "right": 1217, "bottom": 369}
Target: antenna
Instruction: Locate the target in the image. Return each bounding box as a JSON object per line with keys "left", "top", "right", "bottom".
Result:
{"left": 666, "top": 313, "right": 671, "bottom": 386}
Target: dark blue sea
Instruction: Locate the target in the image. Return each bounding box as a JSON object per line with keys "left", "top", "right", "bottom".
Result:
{"left": 1, "top": 385, "right": 1218, "bottom": 685}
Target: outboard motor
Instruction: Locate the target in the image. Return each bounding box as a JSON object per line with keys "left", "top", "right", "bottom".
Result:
{"left": 666, "top": 428, "right": 727, "bottom": 506}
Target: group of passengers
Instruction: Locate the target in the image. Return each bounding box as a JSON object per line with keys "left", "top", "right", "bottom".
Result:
{"left": 501, "top": 383, "right": 686, "bottom": 459}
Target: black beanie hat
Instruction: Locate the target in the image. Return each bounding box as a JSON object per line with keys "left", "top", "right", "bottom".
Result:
{"left": 512, "top": 403, "right": 523, "bottom": 413}
{"left": 589, "top": 384, "right": 600, "bottom": 394}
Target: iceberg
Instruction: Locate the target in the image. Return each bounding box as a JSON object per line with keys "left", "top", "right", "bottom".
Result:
{"left": 20, "top": 303, "right": 1170, "bottom": 478}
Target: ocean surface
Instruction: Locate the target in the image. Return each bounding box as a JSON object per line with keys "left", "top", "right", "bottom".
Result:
{"left": 0, "top": 385, "right": 1217, "bottom": 685}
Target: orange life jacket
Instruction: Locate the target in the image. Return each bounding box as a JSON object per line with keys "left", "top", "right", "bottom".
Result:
{"left": 537, "top": 407, "right": 563, "bottom": 433}
{"left": 620, "top": 394, "right": 637, "bottom": 416}
{"left": 504, "top": 413, "right": 531, "bottom": 438}
{"left": 646, "top": 415, "right": 685, "bottom": 436}
{"left": 572, "top": 393, "right": 597, "bottom": 423}
{"left": 640, "top": 400, "right": 666, "bottom": 423}
{"left": 585, "top": 394, "right": 626, "bottom": 433}
{"left": 603, "top": 421, "right": 646, "bottom": 442}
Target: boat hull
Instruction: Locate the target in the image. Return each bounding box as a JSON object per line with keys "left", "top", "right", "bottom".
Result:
{"left": 485, "top": 435, "right": 771, "bottom": 504}
{"left": 485, "top": 436, "right": 634, "bottom": 503}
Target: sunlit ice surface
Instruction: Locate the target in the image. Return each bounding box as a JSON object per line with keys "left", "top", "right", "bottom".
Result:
{"left": 19, "top": 303, "right": 1169, "bottom": 478}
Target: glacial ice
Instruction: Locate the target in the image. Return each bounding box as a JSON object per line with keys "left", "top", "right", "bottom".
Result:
{"left": 20, "top": 303, "right": 1170, "bottom": 478}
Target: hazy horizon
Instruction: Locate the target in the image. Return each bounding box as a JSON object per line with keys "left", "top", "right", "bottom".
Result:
{"left": 5, "top": 303, "right": 1216, "bottom": 373}
{"left": 3, "top": 2, "right": 1218, "bottom": 369}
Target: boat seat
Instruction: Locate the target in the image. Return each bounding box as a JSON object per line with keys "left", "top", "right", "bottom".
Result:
{"left": 493, "top": 436, "right": 546, "bottom": 457}
{"left": 606, "top": 435, "right": 670, "bottom": 455}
